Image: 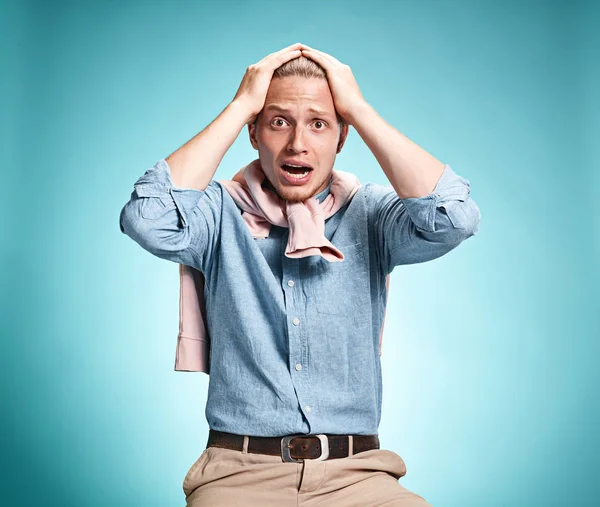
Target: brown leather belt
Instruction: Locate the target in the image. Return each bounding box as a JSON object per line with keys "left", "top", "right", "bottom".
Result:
{"left": 207, "top": 429, "right": 380, "bottom": 463}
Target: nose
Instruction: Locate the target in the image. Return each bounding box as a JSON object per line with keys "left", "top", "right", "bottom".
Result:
{"left": 287, "top": 126, "right": 308, "bottom": 153}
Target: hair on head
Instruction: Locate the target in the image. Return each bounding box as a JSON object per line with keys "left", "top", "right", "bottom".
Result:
{"left": 253, "top": 55, "right": 345, "bottom": 127}
{"left": 273, "top": 55, "right": 327, "bottom": 80}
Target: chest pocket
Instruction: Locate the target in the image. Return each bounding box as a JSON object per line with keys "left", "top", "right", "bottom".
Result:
{"left": 308, "top": 242, "right": 370, "bottom": 316}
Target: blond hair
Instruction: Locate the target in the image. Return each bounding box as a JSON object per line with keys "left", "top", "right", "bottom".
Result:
{"left": 254, "top": 56, "right": 345, "bottom": 127}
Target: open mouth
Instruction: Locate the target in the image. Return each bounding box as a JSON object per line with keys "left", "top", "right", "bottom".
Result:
{"left": 280, "top": 163, "right": 314, "bottom": 185}
{"left": 281, "top": 163, "right": 313, "bottom": 179}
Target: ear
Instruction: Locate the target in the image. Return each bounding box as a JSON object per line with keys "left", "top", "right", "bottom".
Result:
{"left": 336, "top": 123, "right": 349, "bottom": 154}
{"left": 248, "top": 121, "right": 259, "bottom": 150}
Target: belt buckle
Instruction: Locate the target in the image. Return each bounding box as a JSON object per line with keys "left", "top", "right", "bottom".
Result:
{"left": 281, "top": 434, "right": 330, "bottom": 463}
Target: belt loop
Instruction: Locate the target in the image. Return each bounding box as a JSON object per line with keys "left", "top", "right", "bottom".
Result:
{"left": 348, "top": 435, "right": 353, "bottom": 456}
{"left": 242, "top": 435, "right": 249, "bottom": 454}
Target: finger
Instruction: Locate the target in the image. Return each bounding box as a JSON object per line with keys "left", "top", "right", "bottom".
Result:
{"left": 301, "top": 49, "right": 330, "bottom": 69}
{"left": 278, "top": 42, "right": 303, "bottom": 52}
{"left": 255, "top": 49, "right": 301, "bottom": 71}
{"left": 302, "top": 47, "right": 341, "bottom": 66}
{"left": 283, "top": 42, "right": 304, "bottom": 51}
{"left": 257, "top": 42, "right": 303, "bottom": 65}
{"left": 271, "top": 42, "right": 304, "bottom": 60}
{"left": 268, "top": 48, "right": 303, "bottom": 69}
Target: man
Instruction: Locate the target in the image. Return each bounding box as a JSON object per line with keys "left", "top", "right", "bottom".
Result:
{"left": 120, "top": 42, "right": 480, "bottom": 506}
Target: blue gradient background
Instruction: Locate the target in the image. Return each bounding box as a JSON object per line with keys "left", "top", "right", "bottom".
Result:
{"left": 3, "top": 0, "right": 598, "bottom": 505}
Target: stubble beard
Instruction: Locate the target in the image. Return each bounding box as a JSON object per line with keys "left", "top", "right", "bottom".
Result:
{"left": 274, "top": 176, "right": 328, "bottom": 203}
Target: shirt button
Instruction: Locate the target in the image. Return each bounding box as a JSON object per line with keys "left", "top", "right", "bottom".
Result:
{"left": 295, "top": 363, "right": 302, "bottom": 371}
{"left": 293, "top": 317, "right": 300, "bottom": 326}
{"left": 305, "top": 405, "right": 311, "bottom": 412}
{"left": 287, "top": 280, "right": 295, "bottom": 287}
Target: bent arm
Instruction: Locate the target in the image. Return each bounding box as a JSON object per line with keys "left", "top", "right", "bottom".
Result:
{"left": 166, "top": 99, "right": 253, "bottom": 190}
{"left": 367, "top": 163, "right": 481, "bottom": 274}
{"left": 119, "top": 98, "right": 250, "bottom": 266}
{"left": 119, "top": 159, "right": 222, "bottom": 269}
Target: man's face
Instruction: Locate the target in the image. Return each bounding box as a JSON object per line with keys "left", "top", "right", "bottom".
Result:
{"left": 248, "top": 76, "right": 349, "bottom": 203}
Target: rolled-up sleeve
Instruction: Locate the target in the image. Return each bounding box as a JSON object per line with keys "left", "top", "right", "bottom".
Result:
{"left": 119, "top": 158, "right": 221, "bottom": 269}
{"left": 366, "top": 163, "right": 481, "bottom": 274}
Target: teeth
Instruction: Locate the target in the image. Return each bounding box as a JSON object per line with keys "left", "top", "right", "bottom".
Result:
{"left": 285, "top": 170, "right": 310, "bottom": 178}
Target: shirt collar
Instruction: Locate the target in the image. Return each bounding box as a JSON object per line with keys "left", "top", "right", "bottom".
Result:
{"left": 312, "top": 175, "right": 332, "bottom": 203}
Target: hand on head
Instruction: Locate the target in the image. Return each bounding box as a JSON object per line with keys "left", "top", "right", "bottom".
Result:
{"left": 232, "top": 42, "right": 304, "bottom": 124}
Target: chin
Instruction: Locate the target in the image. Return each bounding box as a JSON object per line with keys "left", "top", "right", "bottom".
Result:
{"left": 279, "top": 181, "right": 323, "bottom": 203}
{"left": 285, "top": 195, "right": 310, "bottom": 204}
{"left": 276, "top": 188, "right": 309, "bottom": 203}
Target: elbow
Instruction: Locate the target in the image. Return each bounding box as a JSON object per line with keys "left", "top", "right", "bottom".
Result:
{"left": 439, "top": 197, "right": 480, "bottom": 239}
{"left": 118, "top": 199, "right": 162, "bottom": 253}
{"left": 119, "top": 199, "right": 138, "bottom": 236}
{"left": 119, "top": 198, "right": 193, "bottom": 256}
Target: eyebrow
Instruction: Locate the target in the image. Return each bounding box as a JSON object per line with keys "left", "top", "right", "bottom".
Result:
{"left": 264, "top": 104, "right": 333, "bottom": 118}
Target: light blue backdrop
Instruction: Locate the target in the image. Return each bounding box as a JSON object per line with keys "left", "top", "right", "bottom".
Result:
{"left": 3, "top": 0, "right": 598, "bottom": 505}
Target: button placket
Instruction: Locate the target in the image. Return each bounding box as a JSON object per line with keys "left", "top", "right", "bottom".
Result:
{"left": 282, "top": 254, "right": 310, "bottom": 420}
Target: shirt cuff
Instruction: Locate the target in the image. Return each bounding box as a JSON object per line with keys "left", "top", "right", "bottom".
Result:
{"left": 399, "top": 164, "right": 472, "bottom": 233}
{"left": 133, "top": 159, "right": 205, "bottom": 227}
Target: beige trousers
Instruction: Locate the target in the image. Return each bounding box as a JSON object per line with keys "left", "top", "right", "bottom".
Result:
{"left": 183, "top": 444, "right": 433, "bottom": 506}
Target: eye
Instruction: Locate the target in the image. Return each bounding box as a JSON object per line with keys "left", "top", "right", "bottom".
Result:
{"left": 313, "top": 120, "right": 326, "bottom": 130}
{"left": 272, "top": 118, "right": 288, "bottom": 127}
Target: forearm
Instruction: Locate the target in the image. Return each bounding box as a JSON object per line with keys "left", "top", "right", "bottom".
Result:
{"left": 348, "top": 101, "right": 446, "bottom": 199}
{"left": 166, "top": 100, "right": 254, "bottom": 191}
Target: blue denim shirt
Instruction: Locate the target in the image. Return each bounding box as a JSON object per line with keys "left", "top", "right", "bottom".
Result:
{"left": 119, "top": 159, "right": 480, "bottom": 437}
